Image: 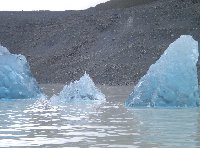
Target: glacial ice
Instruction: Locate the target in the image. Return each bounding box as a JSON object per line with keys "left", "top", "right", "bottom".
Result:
{"left": 51, "top": 73, "right": 106, "bottom": 103}
{"left": 0, "top": 45, "right": 42, "bottom": 99}
{"left": 0, "top": 46, "right": 9, "bottom": 55}
{"left": 125, "top": 35, "right": 200, "bottom": 107}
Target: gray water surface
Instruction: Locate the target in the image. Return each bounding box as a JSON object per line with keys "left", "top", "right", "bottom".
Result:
{"left": 0, "top": 85, "right": 200, "bottom": 147}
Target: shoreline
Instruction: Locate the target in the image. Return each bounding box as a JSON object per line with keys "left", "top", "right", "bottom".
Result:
{"left": 40, "top": 84, "right": 133, "bottom": 101}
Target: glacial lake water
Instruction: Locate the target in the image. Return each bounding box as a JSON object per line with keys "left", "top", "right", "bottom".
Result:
{"left": 0, "top": 85, "right": 200, "bottom": 147}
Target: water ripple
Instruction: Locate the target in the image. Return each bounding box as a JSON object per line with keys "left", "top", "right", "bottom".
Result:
{"left": 0, "top": 98, "right": 200, "bottom": 147}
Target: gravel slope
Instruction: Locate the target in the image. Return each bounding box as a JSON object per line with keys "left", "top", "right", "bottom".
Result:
{"left": 0, "top": 0, "right": 200, "bottom": 85}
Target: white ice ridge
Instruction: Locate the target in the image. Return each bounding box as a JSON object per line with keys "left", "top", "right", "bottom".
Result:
{"left": 51, "top": 73, "right": 105, "bottom": 102}
{"left": 51, "top": 73, "right": 106, "bottom": 103}
{"left": 0, "top": 45, "right": 10, "bottom": 55}
{"left": 0, "top": 45, "right": 43, "bottom": 99}
{"left": 125, "top": 35, "right": 200, "bottom": 107}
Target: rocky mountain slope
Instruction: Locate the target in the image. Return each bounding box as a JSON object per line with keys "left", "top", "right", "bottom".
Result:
{"left": 95, "top": 0, "right": 158, "bottom": 10}
{"left": 0, "top": 0, "right": 199, "bottom": 85}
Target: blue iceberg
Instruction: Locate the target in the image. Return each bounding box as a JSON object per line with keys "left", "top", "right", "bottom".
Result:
{"left": 125, "top": 35, "right": 200, "bottom": 107}
{"left": 51, "top": 73, "right": 106, "bottom": 103}
{"left": 0, "top": 45, "right": 43, "bottom": 99}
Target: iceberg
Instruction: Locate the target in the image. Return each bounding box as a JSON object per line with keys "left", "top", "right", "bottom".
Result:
{"left": 0, "top": 45, "right": 43, "bottom": 99}
{"left": 51, "top": 73, "right": 106, "bottom": 103}
{"left": 125, "top": 35, "right": 200, "bottom": 107}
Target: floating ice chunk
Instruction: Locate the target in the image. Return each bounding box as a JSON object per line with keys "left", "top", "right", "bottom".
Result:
{"left": 0, "top": 45, "right": 43, "bottom": 99}
{"left": 51, "top": 73, "right": 106, "bottom": 103}
{"left": 125, "top": 35, "right": 200, "bottom": 107}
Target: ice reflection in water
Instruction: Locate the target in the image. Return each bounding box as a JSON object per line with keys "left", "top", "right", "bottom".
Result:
{"left": 0, "top": 96, "right": 200, "bottom": 147}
